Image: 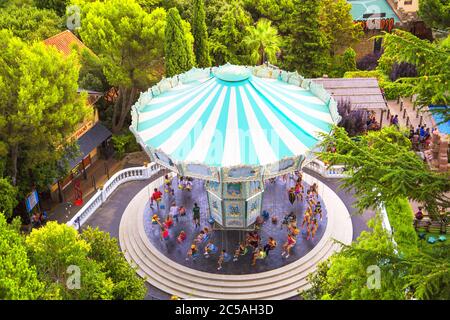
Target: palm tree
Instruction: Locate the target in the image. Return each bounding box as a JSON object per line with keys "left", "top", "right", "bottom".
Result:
{"left": 243, "top": 18, "right": 281, "bottom": 65}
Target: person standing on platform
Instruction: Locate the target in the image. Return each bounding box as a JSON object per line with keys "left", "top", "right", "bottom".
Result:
{"left": 193, "top": 202, "right": 201, "bottom": 228}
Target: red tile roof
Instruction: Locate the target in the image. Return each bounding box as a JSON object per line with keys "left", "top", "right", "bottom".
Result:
{"left": 43, "top": 30, "right": 90, "bottom": 57}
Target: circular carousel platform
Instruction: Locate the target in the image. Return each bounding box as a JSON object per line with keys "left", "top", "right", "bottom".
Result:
{"left": 119, "top": 173, "right": 353, "bottom": 300}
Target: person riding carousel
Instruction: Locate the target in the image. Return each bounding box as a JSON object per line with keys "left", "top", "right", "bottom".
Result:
{"left": 246, "top": 231, "right": 260, "bottom": 249}
{"left": 233, "top": 242, "right": 248, "bottom": 262}
{"left": 186, "top": 244, "right": 199, "bottom": 261}
{"left": 150, "top": 188, "right": 162, "bottom": 208}
{"left": 314, "top": 201, "right": 323, "bottom": 221}
{"left": 177, "top": 230, "right": 187, "bottom": 243}
{"left": 294, "top": 182, "right": 303, "bottom": 201}
{"left": 281, "top": 233, "right": 296, "bottom": 259}
{"left": 204, "top": 241, "right": 217, "bottom": 258}
{"left": 288, "top": 187, "right": 296, "bottom": 205}
{"left": 178, "top": 176, "right": 185, "bottom": 190}
{"left": 164, "top": 174, "right": 172, "bottom": 193}
{"left": 185, "top": 177, "right": 193, "bottom": 191}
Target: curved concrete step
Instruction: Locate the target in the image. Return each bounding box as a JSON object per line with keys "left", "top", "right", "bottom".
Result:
{"left": 119, "top": 173, "right": 353, "bottom": 299}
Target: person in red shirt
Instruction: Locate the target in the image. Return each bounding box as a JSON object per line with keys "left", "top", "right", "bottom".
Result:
{"left": 151, "top": 188, "right": 162, "bottom": 207}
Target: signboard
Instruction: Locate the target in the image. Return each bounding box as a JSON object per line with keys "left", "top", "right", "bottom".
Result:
{"left": 25, "top": 190, "right": 39, "bottom": 213}
{"left": 354, "top": 17, "right": 395, "bottom": 32}
{"left": 72, "top": 120, "right": 94, "bottom": 140}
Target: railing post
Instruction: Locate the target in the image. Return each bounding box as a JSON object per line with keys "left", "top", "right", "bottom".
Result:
{"left": 144, "top": 162, "right": 150, "bottom": 178}
{"left": 403, "top": 108, "right": 407, "bottom": 119}
{"left": 100, "top": 185, "right": 106, "bottom": 203}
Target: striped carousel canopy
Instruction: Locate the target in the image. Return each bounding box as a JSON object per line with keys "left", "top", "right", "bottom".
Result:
{"left": 130, "top": 64, "right": 341, "bottom": 170}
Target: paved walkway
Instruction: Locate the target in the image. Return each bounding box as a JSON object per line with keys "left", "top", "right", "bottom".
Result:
{"left": 386, "top": 98, "right": 435, "bottom": 130}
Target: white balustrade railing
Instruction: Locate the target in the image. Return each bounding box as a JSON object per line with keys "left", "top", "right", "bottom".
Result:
{"left": 305, "top": 159, "right": 347, "bottom": 178}
{"left": 67, "top": 163, "right": 160, "bottom": 230}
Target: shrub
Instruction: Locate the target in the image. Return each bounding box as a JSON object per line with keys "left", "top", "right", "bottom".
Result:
{"left": 389, "top": 62, "right": 418, "bottom": 81}
{"left": 356, "top": 51, "right": 382, "bottom": 71}
{"left": 111, "top": 132, "right": 141, "bottom": 159}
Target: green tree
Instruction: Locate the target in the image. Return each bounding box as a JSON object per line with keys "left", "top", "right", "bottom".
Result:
{"left": 319, "top": 126, "right": 450, "bottom": 219}
{"left": 319, "top": 0, "right": 362, "bottom": 56}
{"left": 0, "top": 178, "right": 18, "bottom": 219}
{"left": 0, "top": 4, "right": 63, "bottom": 42}
{"left": 34, "top": 0, "right": 69, "bottom": 16}
{"left": 209, "top": 0, "right": 253, "bottom": 65}
{"left": 283, "top": 0, "right": 330, "bottom": 77}
{"left": 303, "top": 216, "right": 406, "bottom": 300}
{"left": 377, "top": 30, "right": 450, "bottom": 123}
{"left": 242, "top": 0, "right": 294, "bottom": 35}
{"left": 303, "top": 213, "right": 450, "bottom": 300}
{"left": 341, "top": 47, "right": 356, "bottom": 72}
{"left": 0, "top": 214, "right": 45, "bottom": 300}
{"left": 0, "top": 30, "right": 88, "bottom": 196}
{"left": 78, "top": 0, "right": 166, "bottom": 133}
{"left": 25, "top": 222, "right": 114, "bottom": 299}
{"left": 243, "top": 18, "right": 281, "bottom": 65}
{"left": 418, "top": 0, "right": 450, "bottom": 30}
{"left": 192, "top": 0, "right": 211, "bottom": 67}
{"left": 81, "top": 227, "right": 147, "bottom": 300}
{"left": 165, "top": 7, "right": 195, "bottom": 76}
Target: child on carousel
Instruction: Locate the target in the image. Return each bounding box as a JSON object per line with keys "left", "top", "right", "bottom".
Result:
{"left": 185, "top": 177, "right": 193, "bottom": 191}
{"left": 294, "top": 182, "right": 303, "bottom": 201}
{"left": 233, "top": 242, "right": 247, "bottom": 262}
{"left": 314, "top": 201, "right": 323, "bottom": 221}
{"left": 204, "top": 241, "right": 217, "bottom": 258}
{"left": 186, "top": 244, "right": 198, "bottom": 261}
{"left": 164, "top": 174, "right": 172, "bottom": 193}
{"left": 164, "top": 214, "right": 174, "bottom": 229}
{"left": 178, "top": 176, "right": 185, "bottom": 190}
{"left": 281, "top": 233, "right": 296, "bottom": 259}
{"left": 177, "top": 230, "right": 187, "bottom": 243}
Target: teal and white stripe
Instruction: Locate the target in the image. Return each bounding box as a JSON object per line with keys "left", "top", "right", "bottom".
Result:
{"left": 133, "top": 67, "right": 338, "bottom": 168}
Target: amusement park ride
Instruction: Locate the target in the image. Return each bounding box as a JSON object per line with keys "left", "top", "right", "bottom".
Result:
{"left": 130, "top": 64, "right": 341, "bottom": 231}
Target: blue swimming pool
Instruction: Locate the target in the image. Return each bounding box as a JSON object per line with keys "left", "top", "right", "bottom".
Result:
{"left": 429, "top": 105, "right": 450, "bottom": 134}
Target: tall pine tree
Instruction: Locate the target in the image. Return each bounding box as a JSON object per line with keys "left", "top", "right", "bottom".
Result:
{"left": 284, "top": 0, "right": 330, "bottom": 77}
{"left": 165, "top": 7, "right": 194, "bottom": 76}
{"left": 192, "top": 0, "right": 211, "bottom": 67}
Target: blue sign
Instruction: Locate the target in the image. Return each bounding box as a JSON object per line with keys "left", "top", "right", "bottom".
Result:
{"left": 25, "top": 190, "right": 39, "bottom": 213}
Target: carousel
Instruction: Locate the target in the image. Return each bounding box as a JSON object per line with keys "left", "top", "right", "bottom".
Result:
{"left": 130, "top": 63, "right": 341, "bottom": 231}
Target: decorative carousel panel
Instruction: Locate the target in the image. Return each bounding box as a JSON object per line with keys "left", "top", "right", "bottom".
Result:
{"left": 263, "top": 156, "right": 303, "bottom": 179}
{"left": 207, "top": 191, "right": 223, "bottom": 225}
{"left": 247, "top": 180, "right": 264, "bottom": 197}
{"left": 224, "top": 200, "right": 245, "bottom": 228}
{"left": 221, "top": 165, "right": 262, "bottom": 183}
{"left": 150, "top": 148, "right": 179, "bottom": 174}
{"left": 246, "top": 193, "right": 263, "bottom": 227}
{"left": 206, "top": 180, "right": 221, "bottom": 196}
{"left": 224, "top": 182, "right": 243, "bottom": 199}
{"left": 181, "top": 163, "right": 220, "bottom": 181}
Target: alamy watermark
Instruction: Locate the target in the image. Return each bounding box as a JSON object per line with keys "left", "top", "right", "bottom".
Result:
{"left": 66, "top": 265, "right": 81, "bottom": 290}
{"left": 366, "top": 265, "right": 381, "bottom": 289}
{"left": 66, "top": 5, "right": 81, "bottom": 31}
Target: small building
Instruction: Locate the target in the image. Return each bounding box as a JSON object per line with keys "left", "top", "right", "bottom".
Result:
{"left": 43, "top": 30, "right": 112, "bottom": 203}
{"left": 312, "top": 77, "right": 388, "bottom": 126}
{"left": 347, "top": 0, "right": 432, "bottom": 58}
